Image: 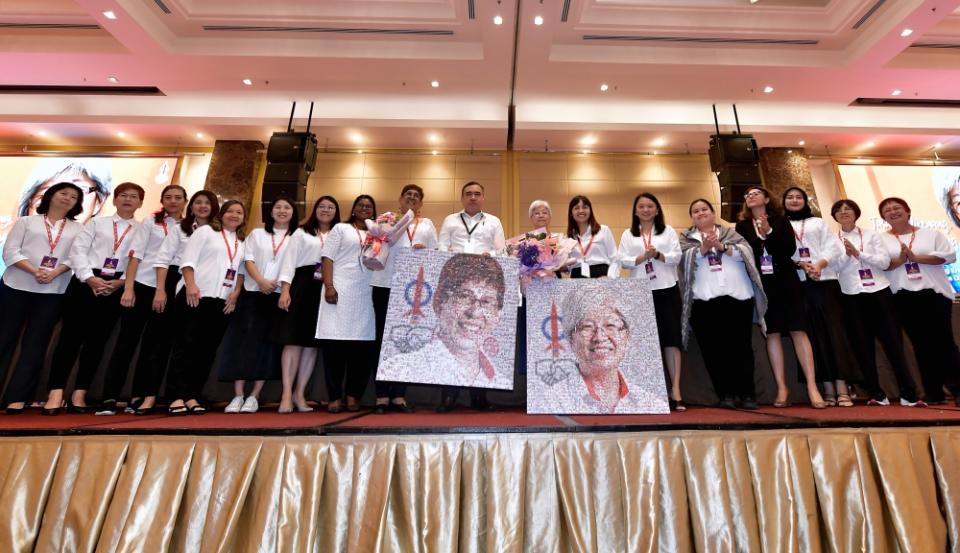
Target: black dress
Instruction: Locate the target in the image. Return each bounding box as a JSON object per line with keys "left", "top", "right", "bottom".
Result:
{"left": 735, "top": 215, "right": 807, "bottom": 334}
{"left": 272, "top": 265, "right": 323, "bottom": 347}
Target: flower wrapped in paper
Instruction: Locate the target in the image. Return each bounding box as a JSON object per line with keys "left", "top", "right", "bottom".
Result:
{"left": 362, "top": 209, "right": 415, "bottom": 270}
{"left": 503, "top": 228, "right": 577, "bottom": 290}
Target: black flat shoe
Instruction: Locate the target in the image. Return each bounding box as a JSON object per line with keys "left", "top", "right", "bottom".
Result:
{"left": 95, "top": 399, "right": 118, "bottom": 416}
{"left": 669, "top": 399, "right": 687, "bottom": 412}
{"left": 134, "top": 406, "right": 155, "bottom": 416}
{"left": 66, "top": 402, "right": 87, "bottom": 415}
{"left": 718, "top": 397, "right": 736, "bottom": 409}
{"left": 4, "top": 406, "right": 24, "bottom": 415}
{"left": 374, "top": 403, "right": 388, "bottom": 415}
{"left": 124, "top": 397, "right": 143, "bottom": 414}
{"left": 740, "top": 397, "right": 759, "bottom": 410}
{"left": 390, "top": 402, "right": 415, "bottom": 414}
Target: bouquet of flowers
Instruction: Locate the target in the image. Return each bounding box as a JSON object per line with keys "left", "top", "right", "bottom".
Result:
{"left": 361, "top": 209, "right": 414, "bottom": 270}
{"left": 503, "top": 228, "right": 576, "bottom": 290}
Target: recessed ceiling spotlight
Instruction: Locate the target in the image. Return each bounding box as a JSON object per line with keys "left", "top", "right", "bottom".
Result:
{"left": 357, "top": 150, "right": 364, "bottom": 154}
{"left": 428, "top": 133, "right": 440, "bottom": 143}
{"left": 116, "top": 131, "right": 126, "bottom": 138}
{"left": 798, "top": 140, "right": 805, "bottom": 146}
{"left": 242, "top": 78, "right": 253, "bottom": 86}
{"left": 865, "top": 141, "right": 875, "bottom": 148}
{"left": 653, "top": 137, "right": 666, "bottom": 147}
{"left": 430, "top": 80, "right": 440, "bottom": 88}
{"left": 534, "top": 15, "right": 544, "bottom": 26}
{"left": 432, "top": 150, "right": 439, "bottom": 155}
{"left": 107, "top": 76, "right": 119, "bottom": 83}
{"left": 581, "top": 150, "right": 589, "bottom": 154}
{"left": 787, "top": 150, "right": 793, "bottom": 154}
{"left": 900, "top": 28, "right": 913, "bottom": 37}
{"left": 580, "top": 135, "right": 597, "bottom": 146}
{"left": 196, "top": 132, "right": 204, "bottom": 139}
{"left": 102, "top": 10, "right": 117, "bottom": 19}
{"left": 763, "top": 85, "right": 774, "bottom": 94}
{"left": 749, "top": 0, "right": 760, "bottom": 4}
{"left": 350, "top": 132, "right": 364, "bottom": 144}
{"left": 600, "top": 83, "right": 609, "bottom": 92}
{"left": 37, "top": 131, "right": 47, "bottom": 137}
{"left": 891, "top": 89, "right": 903, "bottom": 96}
{"left": 934, "top": 142, "right": 943, "bottom": 149}
{"left": 493, "top": 15, "right": 503, "bottom": 25}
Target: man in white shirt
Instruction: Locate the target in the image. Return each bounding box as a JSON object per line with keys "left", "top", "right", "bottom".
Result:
{"left": 436, "top": 182, "right": 506, "bottom": 410}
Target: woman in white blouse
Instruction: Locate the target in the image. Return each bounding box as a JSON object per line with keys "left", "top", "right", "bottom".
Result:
{"left": 42, "top": 182, "right": 145, "bottom": 415}
{"left": 371, "top": 185, "right": 438, "bottom": 414}
{"left": 566, "top": 195, "right": 619, "bottom": 278}
{"left": 831, "top": 199, "right": 920, "bottom": 406}
{"left": 318, "top": 195, "right": 377, "bottom": 413}
{"left": 97, "top": 184, "right": 187, "bottom": 415}
{"left": 619, "top": 192, "right": 685, "bottom": 410}
{"left": 165, "top": 200, "right": 247, "bottom": 415}
{"left": 275, "top": 196, "right": 340, "bottom": 413}
{"left": 782, "top": 187, "right": 859, "bottom": 407}
{"left": 879, "top": 197, "right": 960, "bottom": 406}
{"left": 126, "top": 190, "right": 218, "bottom": 415}
{"left": 0, "top": 182, "right": 84, "bottom": 413}
{"left": 678, "top": 198, "right": 767, "bottom": 409}
{"left": 219, "top": 198, "right": 296, "bottom": 414}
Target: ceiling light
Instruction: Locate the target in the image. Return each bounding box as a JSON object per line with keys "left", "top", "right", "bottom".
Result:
{"left": 891, "top": 89, "right": 903, "bottom": 96}
{"left": 350, "top": 132, "right": 364, "bottom": 144}
{"left": 432, "top": 150, "right": 438, "bottom": 155}
{"left": 763, "top": 85, "right": 774, "bottom": 94}
{"left": 102, "top": 10, "right": 117, "bottom": 19}
{"left": 116, "top": 131, "right": 125, "bottom": 138}
{"left": 798, "top": 140, "right": 805, "bottom": 146}
{"left": 750, "top": 0, "right": 760, "bottom": 3}
{"left": 534, "top": 15, "right": 544, "bottom": 26}
{"left": 653, "top": 137, "right": 666, "bottom": 147}
{"left": 787, "top": 150, "right": 793, "bottom": 154}
{"left": 195, "top": 132, "right": 204, "bottom": 139}
{"left": 900, "top": 28, "right": 913, "bottom": 37}
{"left": 581, "top": 150, "right": 589, "bottom": 154}
{"left": 357, "top": 150, "right": 364, "bottom": 154}
{"left": 242, "top": 78, "right": 253, "bottom": 86}
{"left": 493, "top": 15, "right": 503, "bottom": 25}
{"left": 428, "top": 133, "right": 440, "bottom": 143}
{"left": 37, "top": 131, "right": 47, "bottom": 137}
{"left": 430, "top": 80, "right": 440, "bottom": 88}
{"left": 865, "top": 141, "right": 875, "bottom": 148}
{"left": 600, "top": 83, "right": 609, "bottom": 92}
{"left": 580, "top": 135, "right": 597, "bottom": 146}
{"left": 934, "top": 142, "right": 943, "bottom": 149}
{"left": 107, "top": 76, "right": 119, "bottom": 83}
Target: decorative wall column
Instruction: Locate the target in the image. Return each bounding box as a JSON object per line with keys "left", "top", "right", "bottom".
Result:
{"left": 759, "top": 147, "right": 821, "bottom": 215}
{"left": 203, "top": 140, "right": 264, "bottom": 209}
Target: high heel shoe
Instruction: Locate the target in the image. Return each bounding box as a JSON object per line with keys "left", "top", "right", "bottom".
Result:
{"left": 66, "top": 401, "right": 88, "bottom": 415}
{"left": 41, "top": 401, "right": 64, "bottom": 416}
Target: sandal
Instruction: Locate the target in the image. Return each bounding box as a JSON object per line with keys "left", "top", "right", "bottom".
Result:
{"left": 188, "top": 404, "right": 207, "bottom": 415}
{"left": 823, "top": 395, "right": 837, "bottom": 407}
{"left": 837, "top": 393, "right": 854, "bottom": 407}
{"left": 168, "top": 404, "right": 188, "bottom": 416}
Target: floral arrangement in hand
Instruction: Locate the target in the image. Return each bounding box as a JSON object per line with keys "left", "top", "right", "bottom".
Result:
{"left": 362, "top": 209, "right": 414, "bottom": 270}
{"left": 503, "top": 228, "right": 576, "bottom": 289}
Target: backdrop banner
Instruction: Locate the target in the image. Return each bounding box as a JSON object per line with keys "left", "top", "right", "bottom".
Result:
{"left": 525, "top": 278, "right": 669, "bottom": 414}
{"left": 376, "top": 248, "right": 520, "bottom": 390}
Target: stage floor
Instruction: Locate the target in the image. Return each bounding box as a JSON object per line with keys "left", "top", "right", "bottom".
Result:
{"left": 3, "top": 402, "right": 960, "bottom": 436}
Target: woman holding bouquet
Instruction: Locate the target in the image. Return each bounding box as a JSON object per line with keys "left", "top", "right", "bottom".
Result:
{"left": 566, "top": 195, "right": 619, "bottom": 278}
{"left": 318, "top": 195, "right": 377, "bottom": 413}
{"left": 370, "top": 185, "right": 437, "bottom": 414}
{"left": 619, "top": 192, "right": 685, "bottom": 410}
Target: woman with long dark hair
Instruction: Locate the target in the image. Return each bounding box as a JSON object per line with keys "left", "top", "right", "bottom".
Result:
{"left": 1, "top": 182, "right": 84, "bottom": 413}
{"left": 619, "top": 192, "right": 685, "bottom": 410}
{"left": 566, "top": 195, "right": 619, "bottom": 278}
{"left": 274, "top": 196, "right": 340, "bottom": 413}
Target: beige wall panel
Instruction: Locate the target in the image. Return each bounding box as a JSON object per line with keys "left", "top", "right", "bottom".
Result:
{"left": 568, "top": 180, "right": 621, "bottom": 202}
{"left": 662, "top": 204, "right": 695, "bottom": 229}
{"left": 454, "top": 156, "right": 502, "bottom": 182}
{"left": 309, "top": 178, "right": 362, "bottom": 206}
{"left": 409, "top": 157, "right": 456, "bottom": 180}
{"left": 314, "top": 154, "right": 366, "bottom": 179}
{"left": 567, "top": 155, "right": 616, "bottom": 181}
{"left": 620, "top": 181, "right": 717, "bottom": 204}
{"left": 518, "top": 156, "right": 568, "bottom": 181}
{"left": 414, "top": 179, "right": 457, "bottom": 204}
{"left": 362, "top": 178, "right": 424, "bottom": 205}
{"left": 613, "top": 157, "right": 664, "bottom": 182}
{"left": 590, "top": 203, "right": 632, "bottom": 230}
{"left": 361, "top": 155, "right": 412, "bottom": 179}
{"left": 660, "top": 157, "right": 713, "bottom": 181}
{"left": 420, "top": 202, "right": 457, "bottom": 225}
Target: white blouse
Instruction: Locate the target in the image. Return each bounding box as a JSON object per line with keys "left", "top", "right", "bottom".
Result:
{"left": 132, "top": 215, "right": 178, "bottom": 288}
{"left": 788, "top": 217, "right": 843, "bottom": 282}
{"left": 242, "top": 228, "right": 294, "bottom": 293}
{"left": 619, "top": 225, "right": 681, "bottom": 290}
{"left": 316, "top": 222, "right": 375, "bottom": 341}
{"left": 1, "top": 214, "right": 82, "bottom": 294}
{"left": 277, "top": 228, "right": 328, "bottom": 284}
{"left": 687, "top": 228, "right": 754, "bottom": 302}
{"left": 438, "top": 211, "right": 505, "bottom": 255}
{"left": 567, "top": 224, "right": 620, "bottom": 278}
{"left": 880, "top": 227, "right": 956, "bottom": 301}
{"left": 69, "top": 214, "right": 143, "bottom": 281}
{"left": 176, "top": 225, "right": 246, "bottom": 301}
{"left": 835, "top": 227, "right": 892, "bottom": 295}
{"left": 370, "top": 217, "right": 439, "bottom": 287}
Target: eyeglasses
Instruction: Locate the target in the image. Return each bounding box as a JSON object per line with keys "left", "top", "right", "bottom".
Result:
{"left": 743, "top": 191, "right": 764, "bottom": 199}
{"left": 402, "top": 192, "right": 423, "bottom": 200}
{"left": 116, "top": 193, "right": 141, "bottom": 200}
{"left": 450, "top": 290, "right": 499, "bottom": 311}
{"left": 575, "top": 319, "right": 628, "bottom": 338}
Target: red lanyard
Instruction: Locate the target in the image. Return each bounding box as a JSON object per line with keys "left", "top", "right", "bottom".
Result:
{"left": 221, "top": 229, "right": 239, "bottom": 265}
{"left": 792, "top": 220, "right": 805, "bottom": 245}
{"left": 577, "top": 232, "right": 596, "bottom": 257}
{"left": 891, "top": 228, "right": 916, "bottom": 250}
{"left": 318, "top": 231, "right": 327, "bottom": 248}
{"left": 112, "top": 220, "right": 133, "bottom": 255}
{"left": 840, "top": 228, "right": 865, "bottom": 252}
{"left": 354, "top": 225, "right": 366, "bottom": 245}
{"left": 159, "top": 219, "right": 169, "bottom": 236}
{"left": 406, "top": 218, "right": 420, "bottom": 244}
{"left": 271, "top": 232, "right": 288, "bottom": 259}
{"left": 640, "top": 226, "right": 653, "bottom": 249}
{"left": 43, "top": 216, "right": 66, "bottom": 255}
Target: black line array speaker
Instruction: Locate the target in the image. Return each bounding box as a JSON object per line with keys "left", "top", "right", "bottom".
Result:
{"left": 263, "top": 131, "right": 317, "bottom": 221}
{"left": 267, "top": 132, "right": 318, "bottom": 171}
{"left": 710, "top": 134, "right": 762, "bottom": 221}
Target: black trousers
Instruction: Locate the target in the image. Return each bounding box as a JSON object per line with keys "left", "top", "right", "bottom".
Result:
{"left": 842, "top": 289, "right": 918, "bottom": 402}
{"left": 101, "top": 281, "right": 155, "bottom": 401}
{"left": 165, "top": 292, "right": 232, "bottom": 401}
{"left": 322, "top": 339, "right": 375, "bottom": 401}
{"left": 894, "top": 289, "right": 960, "bottom": 402}
{"left": 570, "top": 263, "right": 609, "bottom": 279}
{"left": 130, "top": 266, "right": 180, "bottom": 397}
{"left": 0, "top": 283, "right": 65, "bottom": 405}
{"left": 373, "top": 286, "right": 406, "bottom": 399}
{"left": 690, "top": 295, "right": 756, "bottom": 400}
{"left": 47, "top": 274, "right": 123, "bottom": 392}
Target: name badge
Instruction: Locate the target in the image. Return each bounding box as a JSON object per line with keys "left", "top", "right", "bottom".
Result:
{"left": 101, "top": 257, "right": 119, "bottom": 277}
{"left": 760, "top": 255, "right": 774, "bottom": 275}
{"left": 798, "top": 247, "right": 811, "bottom": 261}
{"left": 40, "top": 256, "right": 58, "bottom": 269}
{"left": 581, "top": 261, "right": 590, "bottom": 277}
{"left": 223, "top": 268, "right": 237, "bottom": 288}
{"left": 708, "top": 253, "right": 723, "bottom": 272}
{"left": 858, "top": 268, "right": 876, "bottom": 287}
{"left": 644, "top": 261, "right": 656, "bottom": 280}
{"left": 313, "top": 262, "right": 323, "bottom": 281}
{"left": 904, "top": 262, "right": 922, "bottom": 280}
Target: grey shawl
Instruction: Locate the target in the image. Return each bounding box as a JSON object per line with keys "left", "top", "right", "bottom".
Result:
{"left": 677, "top": 224, "right": 768, "bottom": 348}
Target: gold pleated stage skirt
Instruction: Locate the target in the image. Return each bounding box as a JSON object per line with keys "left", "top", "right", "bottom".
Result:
{"left": 1, "top": 427, "right": 958, "bottom": 552}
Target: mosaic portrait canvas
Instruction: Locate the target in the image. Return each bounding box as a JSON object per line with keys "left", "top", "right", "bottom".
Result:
{"left": 525, "top": 278, "right": 670, "bottom": 414}
{"left": 376, "top": 249, "right": 520, "bottom": 390}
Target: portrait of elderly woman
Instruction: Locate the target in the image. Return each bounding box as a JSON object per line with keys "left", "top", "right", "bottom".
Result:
{"left": 526, "top": 279, "right": 669, "bottom": 414}
{"left": 934, "top": 167, "right": 960, "bottom": 229}
{"left": 18, "top": 158, "right": 112, "bottom": 221}
{"left": 377, "top": 250, "right": 518, "bottom": 390}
